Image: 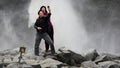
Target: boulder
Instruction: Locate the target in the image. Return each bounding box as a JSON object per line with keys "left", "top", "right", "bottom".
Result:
{"left": 101, "top": 53, "right": 120, "bottom": 60}
{"left": 98, "top": 61, "right": 120, "bottom": 68}
{"left": 81, "top": 61, "right": 101, "bottom": 68}
{"left": 0, "top": 64, "right": 3, "bottom": 68}
{"left": 95, "top": 53, "right": 120, "bottom": 64}
{"left": 6, "top": 62, "right": 33, "bottom": 68}
{"left": 95, "top": 55, "right": 113, "bottom": 64}
{"left": 84, "top": 49, "right": 99, "bottom": 61}
{"left": 55, "top": 49, "right": 85, "bottom": 66}
{"left": 39, "top": 58, "right": 62, "bottom": 68}
{"left": 32, "top": 64, "right": 41, "bottom": 68}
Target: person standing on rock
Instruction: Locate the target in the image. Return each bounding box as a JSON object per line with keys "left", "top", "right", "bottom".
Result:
{"left": 34, "top": 6, "right": 55, "bottom": 56}
{"left": 38, "top": 6, "right": 54, "bottom": 52}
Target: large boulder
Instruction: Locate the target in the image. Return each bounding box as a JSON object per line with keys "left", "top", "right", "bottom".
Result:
{"left": 55, "top": 48, "right": 86, "bottom": 66}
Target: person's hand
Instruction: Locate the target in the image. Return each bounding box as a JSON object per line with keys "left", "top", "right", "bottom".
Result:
{"left": 37, "top": 27, "right": 42, "bottom": 30}
{"left": 47, "top": 6, "right": 50, "bottom": 9}
{"left": 47, "top": 6, "right": 51, "bottom": 13}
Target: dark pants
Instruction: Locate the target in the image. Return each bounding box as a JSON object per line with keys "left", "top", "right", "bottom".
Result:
{"left": 34, "top": 32, "right": 55, "bottom": 56}
{"left": 45, "top": 30, "right": 54, "bottom": 52}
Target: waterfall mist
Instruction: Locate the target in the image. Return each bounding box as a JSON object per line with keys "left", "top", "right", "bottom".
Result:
{"left": 29, "top": 0, "right": 88, "bottom": 53}
{"left": 0, "top": 0, "right": 120, "bottom": 55}
{"left": 29, "top": 0, "right": 120, "bottom": 54}
{"left": 71, "top": 0, "right": 120, "bottom": 54}
{"left": 0, "top": 0, "right": 33, "bottom": 51}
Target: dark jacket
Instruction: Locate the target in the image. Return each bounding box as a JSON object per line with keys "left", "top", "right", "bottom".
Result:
{"left": 44, "top": 13, "right": 54, "bottom": 34}
{"left": 34, "top": 13, "right": 51, "bottom": 33}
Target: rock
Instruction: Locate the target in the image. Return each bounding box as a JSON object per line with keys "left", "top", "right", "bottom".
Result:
{"left": 98, "top": 61, "right": 120, "bottom": 68}
{"left": 95, "top": 53, "right": 120, "bottom": 64}
{"left": 57, "top": 64, "right": 81, "bottom": 68}
{"left": 32, "top": 64, "right": 41, "bottom": 68}
{"left": 58, "top": 47, "right": 70, "bottom": 54}
{"left": 114, "top": 60, "right": 120, "bottom": 63}
{"left": 68, "top": 50, "right": 86, "bottom": 65}
{"left": 0, "top": 48, "right": 19, "bottom": 56}
{"left": 0, "top": 63, "right": 3, "bottom": 68}
{"left": 101, "top": 53, "right": 120, "bottom": 60}
{"left": 0, "top": 47, "right": 120, "bottom": 68}
{"left": 81, "top": 61, "right": 101, "bottom": 68}
{"left": 6, "top": 62, "right": 33, "bottom": 68}
{"left": 2, "top": 63, "right": 9, "bottom": 67}
{"left": 61, "top": 66, "right": 81, "bottom": 68}
{"left": 0, "top": 64, "right": 3, "bottom": 68}
{"left": 39, "top": 58, "right": 62, "bottom": 68}
{"left": 55, "top": 49, "right": 85, "bottom": 66}
{"left": 84, "top": 49, "right": 99, "bottom": 61}
{"left": 95, "top": 55, "right": 113, "bottom": 64}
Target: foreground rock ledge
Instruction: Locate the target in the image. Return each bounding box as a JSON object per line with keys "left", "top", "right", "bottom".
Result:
{"left": 0, "top": 48, "right": 120, "bottom": 68}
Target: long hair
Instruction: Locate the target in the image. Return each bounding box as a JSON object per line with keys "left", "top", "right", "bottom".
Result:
{"left": 38, "top": 6, "right": 48, "bottom": 15}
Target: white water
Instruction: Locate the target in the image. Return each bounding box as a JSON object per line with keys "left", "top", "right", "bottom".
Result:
{"left": 28, "top": 0, "right": 89, "bottom": 53}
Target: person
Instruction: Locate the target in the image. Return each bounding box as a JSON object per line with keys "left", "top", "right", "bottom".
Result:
{"left": 34, "top": 6, "right": 55, "bottom": 56}
{"left": 38, "top": 6, "right": 54, "bottom": 52}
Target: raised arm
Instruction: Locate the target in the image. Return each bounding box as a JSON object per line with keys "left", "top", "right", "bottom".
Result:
{"left": 45, "top": 6, "right": 51, "bottom": 20}
{"left": 47, "top": 6, "right": 51, "bottom": 13}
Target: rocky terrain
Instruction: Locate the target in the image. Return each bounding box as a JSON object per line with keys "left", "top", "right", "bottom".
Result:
{"left": 0, "top": 47, "right": 120, "bottom": 68}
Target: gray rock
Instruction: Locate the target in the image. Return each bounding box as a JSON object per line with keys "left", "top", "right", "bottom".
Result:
{"left": 0, "top": 48, "right": 19, "bottom": 56}
{"left": 95, "top": 55, "right": 113, "bottom": 64}
{"left": 32, "top": 64, "right": 41, "bottom": 68}
{"left": 101, "top": 53, "right": 120, "bottom": 60}
{"left": 58, "top": 47, "right": 70, "bottom": 54}
{"left": 84, "top": 49, "right": 99, "bottom": 61}
{"left": 55, "top": 49, "right": 85, "bottom": 66}
{"left": 98, "top": 61, "right": 120, "bottom": 68}
{"left": 95, "top": 53, "right": 120, "bottom": 64}
{"left": 81, "top": 61, "right": 101, "bottom": 68}
{"left": 6, "top": 62, "right": 33, "bottom": 68}
{"left": 0, "top": 63, "right": 9, "bottom": 68}
{"left": 40, "top": 58, "right": 62, "bottom": 68}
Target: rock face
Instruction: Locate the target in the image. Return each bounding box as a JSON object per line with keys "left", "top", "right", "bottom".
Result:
{"left": 0, "top": 47, "right": 120, "bottom": 68}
